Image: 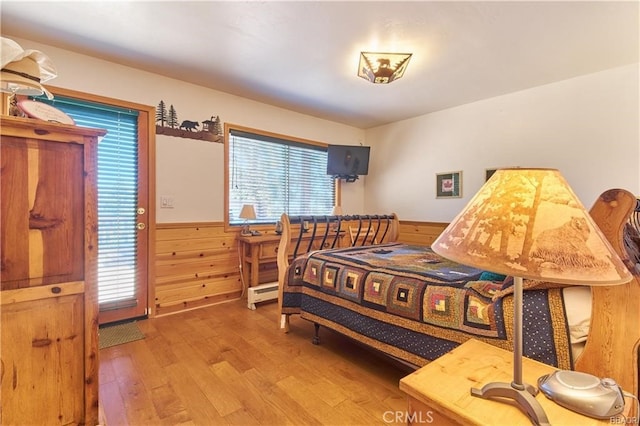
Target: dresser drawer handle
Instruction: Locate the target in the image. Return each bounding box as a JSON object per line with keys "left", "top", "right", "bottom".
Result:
{"left": 51, "top": 286, "right": 62, "bottom": 294}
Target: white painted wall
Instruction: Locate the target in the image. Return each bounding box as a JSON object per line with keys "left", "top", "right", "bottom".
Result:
{"left": 365, "top": 64, "right": 639, "bottom": 222}
{"left": 7, "top": 36, "right": 367, "bottom": 223}
{"left": 7, "top": 36, "right": 638, "bottom": 225}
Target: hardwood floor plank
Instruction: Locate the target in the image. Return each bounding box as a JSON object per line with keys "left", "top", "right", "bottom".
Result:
{"left": 130, "top": 337, "right": 171, "bottom": 391}
{"left": 138, "top": 321, "right": 180, "bottom": 368}
{"left": 150, "top": 383, "right": 188, "bottom": 420}
{"left": 210, "top": 360, "right": 289, "bottom": 425}
{"left": 162, "top": 362, "right": 226, "bottom": 424}
{"left": 171, "top": 341, "right": 244, "bottom": 417}
{"left": 99, "top": 380, "right": 128, "bottom": 426}
{"left": 276, "top": 375, "right": 348, "bottom": 425}
{"left": 155, "top": 411, "right": 197, "bottom": 426}
{"left": 111, "top": 353, "right": 162, "bottom": 424}
{"left": 100, "top": 300, "right": 410, "bottom": 425}
{"left": 308, "top": 377, "right": 350, "bottom": 407}
{"left": 242, "top": 367, "right": 323, "bottom": 425}
{"left": 221, "top": 408, "right": 261, "bottom": 425}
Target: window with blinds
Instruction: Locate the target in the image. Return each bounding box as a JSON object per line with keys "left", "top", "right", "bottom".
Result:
{"left": 228, "top": 128, "right": 335, "bottom": 224}
{"left": 35, "top": 96, "right": 140, "bottom": 308}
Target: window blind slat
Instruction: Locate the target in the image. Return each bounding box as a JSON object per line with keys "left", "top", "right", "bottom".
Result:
{"left": 229, "top": 131, "right": 335, "bottom": 224}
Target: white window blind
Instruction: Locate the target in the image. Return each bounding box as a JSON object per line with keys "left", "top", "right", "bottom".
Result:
{"left": 229, "top": 129, "right": 335, "bottom": 224}
{"left": 36, "top": 96, "right": 139, "bottom": 308}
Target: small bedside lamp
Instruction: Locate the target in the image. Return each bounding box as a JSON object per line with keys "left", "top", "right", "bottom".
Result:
{"left": 431, "top": 168, "right": 632, "bottom": 426}
{"left": 239, "top": 204, "right": 257, "bottom": 236}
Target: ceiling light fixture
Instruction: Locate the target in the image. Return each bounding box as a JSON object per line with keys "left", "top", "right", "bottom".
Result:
{"left": 357, "top": 52, "right": 412, "bottom": 84}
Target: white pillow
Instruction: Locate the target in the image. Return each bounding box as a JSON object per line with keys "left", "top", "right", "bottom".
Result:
{"left": 563, "top": 286, "right": 592, "bottom": 343}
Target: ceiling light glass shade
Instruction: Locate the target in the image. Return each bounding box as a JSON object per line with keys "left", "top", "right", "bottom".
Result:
{"left": 432, "top": 168, "right": 632, "bottom": 286}
{"left": 358, "top": 52, "right": 412, "bottom": 84}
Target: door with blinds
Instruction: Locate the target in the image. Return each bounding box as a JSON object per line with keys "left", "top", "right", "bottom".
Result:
{"left": 40, "top": 92, "right": 150, "bottom": 324}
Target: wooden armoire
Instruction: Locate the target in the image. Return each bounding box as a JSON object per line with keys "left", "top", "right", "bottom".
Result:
{"left": 0, "top": 115, "right": 106, "bottom": 425}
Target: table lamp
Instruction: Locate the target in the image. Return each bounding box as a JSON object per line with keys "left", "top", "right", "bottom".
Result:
{"left": 431, "top": 168, "right": 632, "bottom": 426}
{"left": 239, "top": 204, "right": 257, "bottom": 236}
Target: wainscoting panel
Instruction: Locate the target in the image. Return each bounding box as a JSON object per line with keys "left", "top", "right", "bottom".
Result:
{"left": 153, "top": 220, "right": 448, "bottom": 316}
{"left": 155, "top": 222, "right": 242, "bottom": 316}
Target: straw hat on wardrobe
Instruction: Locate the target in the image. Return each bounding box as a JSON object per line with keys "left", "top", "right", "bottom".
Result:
{"left": 1, "top": 37, "right": 57, "bottom": 99}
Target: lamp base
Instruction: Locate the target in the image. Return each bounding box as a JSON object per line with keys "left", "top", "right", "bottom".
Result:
{"left": 471, "top": 381, "right": 550, "bottom": 426}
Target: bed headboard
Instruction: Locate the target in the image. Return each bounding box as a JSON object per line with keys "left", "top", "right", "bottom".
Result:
{"left": 279, "top": 213, "right": 398, "bottom": 259}
{"left": 576, "top": 189, "right": 640, "bottom": 398}
{"left": 276, "top": 213, "right": 399, "bottom": 328}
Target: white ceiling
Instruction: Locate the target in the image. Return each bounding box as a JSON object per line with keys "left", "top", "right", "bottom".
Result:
{"left": 1, "top": 1, "right": 638, "bottom": 129}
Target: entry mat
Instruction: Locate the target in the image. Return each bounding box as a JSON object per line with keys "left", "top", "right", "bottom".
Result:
{"left": 99, "top": 321, "right": 145, "bottom": 349}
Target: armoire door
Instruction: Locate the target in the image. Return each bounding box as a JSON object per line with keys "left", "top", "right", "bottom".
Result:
{"left": 0, "top": 117, "right": 104, "bottom": 425}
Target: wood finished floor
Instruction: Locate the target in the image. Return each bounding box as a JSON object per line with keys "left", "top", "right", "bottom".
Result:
{"left": 99, "top": 299, "right": 412, "bottom": 425}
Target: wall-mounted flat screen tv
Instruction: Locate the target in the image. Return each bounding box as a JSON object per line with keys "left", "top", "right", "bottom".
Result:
{"left": 326, "top": 145, "right": 370, "bottom": 181}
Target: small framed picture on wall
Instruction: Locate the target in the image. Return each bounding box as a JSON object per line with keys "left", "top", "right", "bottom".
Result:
{"left": 436, "top": 171, "right": 462, "bottom": 198}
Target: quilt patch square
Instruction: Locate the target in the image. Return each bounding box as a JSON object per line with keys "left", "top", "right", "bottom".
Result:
{"left": 337, "top": 267, "right": 364, "bottom": 302}
{"left": 465, "top": 280, "right": 503, "bottom": 299}
{"left": 423, "top": 286, "right": 462, "bottom": 328}
{"left": 322, "top": 264, "right": 340, "bottom": 290}
{"left": 363, "top": 272, "right": 393, "bottom": 306}
{"left": 303, "top": 258, "right": 324, "bottom": 287}
{"left": 460, "top": 292, "right": 499, "bottom": 336}
{"left": 286, "top": 257, "right": 308, "bottom": 287}
{"left": 386, "top": 278, "right": 425, "bottom": 320}
{"left": 465, "top": 294, "right": 491, "bottom": 326}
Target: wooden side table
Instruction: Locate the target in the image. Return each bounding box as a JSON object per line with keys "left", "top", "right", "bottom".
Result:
{"left": 238, "top": 231, "right": 346, "bottom": 290}
{"left": 238, "top": 233, "right": 282, "bottom": 289}
{"left": 399, "top": 339, "right": 635, "bottom": 426}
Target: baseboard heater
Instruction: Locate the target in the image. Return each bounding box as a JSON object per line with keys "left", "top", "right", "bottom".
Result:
{"left": 247, "top": 281, "right": 279, "bottom": 310}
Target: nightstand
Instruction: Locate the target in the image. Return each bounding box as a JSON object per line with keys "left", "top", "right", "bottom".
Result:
{"left": 238, "top": 231, "right": 347, "bottom": 290}
{"left": 238, "top": 233, "right": 282, "bottom": 289}
{"left": 399, "top": 339, "right": 635, "bottom": 425}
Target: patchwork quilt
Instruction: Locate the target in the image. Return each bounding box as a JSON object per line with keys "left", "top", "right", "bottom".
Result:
{"left": 281, "top": 243, "right": 573, "bottom": 369}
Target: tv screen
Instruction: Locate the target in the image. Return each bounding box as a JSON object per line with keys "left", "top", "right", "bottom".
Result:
{"left": 326, "top": 145, "right": 370, "bottom": 178}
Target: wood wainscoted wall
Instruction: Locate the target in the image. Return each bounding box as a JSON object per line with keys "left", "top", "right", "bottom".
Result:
{"left": 155, "top": 222, "right": 242, "bottom": 316}
{"left": 154, "top": 220, "right": 448, "bottom": 316}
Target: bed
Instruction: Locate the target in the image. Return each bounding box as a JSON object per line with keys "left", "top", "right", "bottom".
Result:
{"left": 276, "top": 189, "right": 640, "bottom": 398}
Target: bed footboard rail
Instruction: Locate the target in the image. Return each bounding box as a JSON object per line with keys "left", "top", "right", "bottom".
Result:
{"left": 276, "top": 212, "right": 398, "bottom": 331}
